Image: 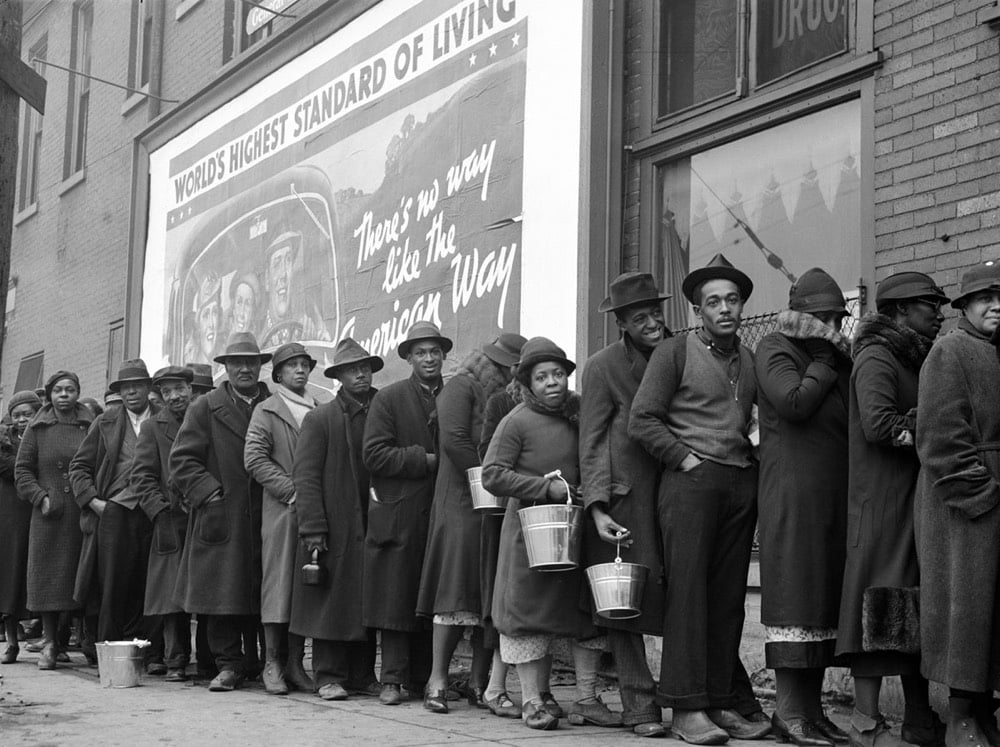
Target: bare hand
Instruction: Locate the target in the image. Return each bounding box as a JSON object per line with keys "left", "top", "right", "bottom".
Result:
{"left": 90, "top": 498, "right": 107, "bottom": 517}
{"left": 591, "top": 505, "right": 632, "bottom": 546}
{"left": 546, "top": 478, "right": 569, "bottom": 501}
{"left": 40, "top": 495, "right": 54, "bottom": 517}
{"left": 426, "top": 453, "right": 438, "bottom": 471}
{"left": 678, "top": 453, "right": 703, "bottom": 472}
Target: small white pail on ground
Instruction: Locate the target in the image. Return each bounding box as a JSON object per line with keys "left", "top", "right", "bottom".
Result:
{"left": 95, "top": 640, "right": 150, "bottom": 688}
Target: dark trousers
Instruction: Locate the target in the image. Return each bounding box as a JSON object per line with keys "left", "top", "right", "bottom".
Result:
{"left": 657, "top": 461, "right": 757, "bottom": 710}
{"left": 96, "top": 502, "right": 153, "bottom": 642}
{"left": 379, "top": 628, "right": 432, "bottom": 688}
{"left": 312, "top": 632, "right": 377, "bottom": 689}
{"left": 608, "top": 628, "right": 661, "bottom": 725}
{"left": 194, "top": 614, "right": 216, "bottom": 674}
{"left": 207, "top": 614, "right": 259, "bottom": 675}
{"left": 161, "top": 612, "right": 191, "bottom": 669}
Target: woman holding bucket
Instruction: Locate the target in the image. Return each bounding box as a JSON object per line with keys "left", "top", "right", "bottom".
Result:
{"left": 482, "top": 337, "right": 618, "bottom": 731}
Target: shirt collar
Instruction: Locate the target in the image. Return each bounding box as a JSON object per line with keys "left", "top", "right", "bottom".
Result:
{"left": 127, "top": 406, "right": 151, "bottom": 435}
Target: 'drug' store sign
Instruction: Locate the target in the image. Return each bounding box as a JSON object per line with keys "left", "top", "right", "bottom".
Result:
{"left": 140, "top": 0, "right": 593, "bottom": 398}
{"left": 757, "top": 0, "right": 848, "bottom": 84}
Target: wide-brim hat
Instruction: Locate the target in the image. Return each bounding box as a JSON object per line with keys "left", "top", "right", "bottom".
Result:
{"left": 265, "top": 230, "right": 301, "bottom": 261}
{"left": 152, "top": 365, "right": 194, "bottom": 387}
{"left": 789, "top": 267, "right": 847, "bottom": 316}
{"left": 185, "top": 362, "right": 215, "bottom": 391}
{"left": 876, "top": 271, "right": 950, "bottom": 307}
{"left": 270, "top": 342, "right": 318, "bottom": 383}
{"left": 397, "top": 321, "right": 453, "bottom": 359}
{"left": 598, "top": 272, "right": 671, "bottom": 313}
{"left": 482, "top": 332, "right": 528, "bottom": 368}
{"left": 109, "top": 359, "right": 153, "bottom": 393}
{"left": 324, "top": 337, "right": 384, "bottom": 378}
{"left": 214, "top": 332, "right": 272, "bottom": 364}
{"left": 681, "top": 253, "right": 754, "bottom": 304}
{"left": 951, "top": 263, "right": 1000, "bottom": 309}
{"left": 515, "top": 337, "right": 576, "bottom": 385}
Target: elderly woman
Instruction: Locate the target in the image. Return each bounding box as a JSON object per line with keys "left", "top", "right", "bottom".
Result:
{"left": 755, "top": 269, "right": 852, "bottom": 747}
{"left": 482, "top": 337, "right": 617, "bottom": 731}
{"left": 915, "top": 263, "right": 1000, "bottom": 747}
{"left": 15, "top": 371, "right": 93, "bottom": 670}
{"left": 0, "top": 391, "right": 43, "bottom": 663}
{"left": 836, "top": 272, "right": 948, "bottom": 747}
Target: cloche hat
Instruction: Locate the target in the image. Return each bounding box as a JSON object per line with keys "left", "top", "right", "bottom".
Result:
{"left": 515, "top": 337, "right": 576, "bottom": 386}
{"left": 876, "top": 272, "right": 949, "bottom": 308}
{"left": 482, "top": 333, "right": 528, "bottom": 368}
{"left": 788, "top": 268, "right": 847, "bottom": 315}
{"left": 270, "top": 342, "right": 317, "bottom": 383}
{"left": 951, "top": 263, "right": 1000, "bottom": 309}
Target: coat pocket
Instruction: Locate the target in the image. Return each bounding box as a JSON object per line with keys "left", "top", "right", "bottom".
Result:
{"left": 196, "top": 499, "right": 230, "bottom": 546}
{"left": 153, "top": 513, "right": 181, "bottom": 555}
{"left": 79, "top": 508, "right": 98, "bottom": 536}
{"left": 366, "top": 497, "right": 400, "bottom": 548}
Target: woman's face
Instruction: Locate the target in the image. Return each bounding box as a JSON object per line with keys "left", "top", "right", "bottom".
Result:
{"left": 529, "top": 361, "right": 568, "bottom": 406}
{"left": 232, "top": 283, "right": 257, "bottom": 333}
{"left": 10, "top": 403, "right": 39, "bottom": 434}
{"left": 197, "top": 301, "right": 222, "bottom": 357}
{"left": 963, "top": 290, "right": 1000, "bottom": 336}
{"left": 50, "top": 379, "right": 80, "bottom": 412}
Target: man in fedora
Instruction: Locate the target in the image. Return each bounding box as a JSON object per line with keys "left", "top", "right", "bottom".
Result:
{"left": 132, "top": 366, "right": 195, "bottom": 682}
{"left": 244, "top": 342, "right": 318, "bottom": 695}
{"left": 69, "top": 359, "right": 158, "bottom": 645}
{"left": 185, "top": 362, "right": 215, "bottom": 398}
{"left": 170, "top": 332, "right": 271, "bottom": 692}
{"left": 292, "top": 338, "right": 384, "bottom": 701}
{"left": 362, "top": 320, "right": 451, "bottom": 705}
{"left": 630, "top": 255, "right": 763, "bottom": 745}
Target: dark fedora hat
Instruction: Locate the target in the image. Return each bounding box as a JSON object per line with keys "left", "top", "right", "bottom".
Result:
{"left": 397, "top": 321, "right": 454, "bottom": 359}
{"left": 598, "top": 272, "right": 671, "bottom": 313}
{"left": 270, "top": 342, "right": 318, "bottom": 383}
{"left": 951, "top": 263, "right": 1000, "bottom": 309}
{"left": 213, "top": 332, "right": 272, "bottom": 364}
{"left": 324, "top": 338, "right": 384, "bottom": 378}
{"left": 185, "top": 362, "right": 215, "bottom": 392}
{"left": 515, "top": 337, "right": 576, "bottom": 385}
{"left": 876, "top": 271, "right": 950, "bottom": 307}
{"left": 681, "top": 253, "right": 754, "bottom": 304}
{"left": 152, "top": 365, "right": 194, "bottom": 387}
{"left": 109, "top": 359, "right": 153, "bottom": 392}
{"left": 482, "top": 332, "right": 528, "bottom": 368}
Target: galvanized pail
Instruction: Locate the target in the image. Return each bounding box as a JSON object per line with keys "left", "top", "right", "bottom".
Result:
{"left": 95, "top": 640, "right": 148, "bottom": 688}
{"left": 586, "top": 560, "right": 649, "bottom": 619}
{"left": 517, "top": 503, "right": 583, "bottom": 571}
{"left": 466, "top": 466, "right": 508, "bottom": 514}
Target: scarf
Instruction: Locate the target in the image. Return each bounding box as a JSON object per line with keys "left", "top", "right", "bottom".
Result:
{"left": 456, "top": 349, "right": 509, "bottom": 400}
{"left": 520, "top": 386, "right": 580, "bottom": 428}
{"left": 276, "top": 386, "right": 316, "bottom": 428}
{"left": 776, "top": 309, "right": 853, "bottom": 359}
{"left": 852, "top": 312, "right": 933, "bottom": 372}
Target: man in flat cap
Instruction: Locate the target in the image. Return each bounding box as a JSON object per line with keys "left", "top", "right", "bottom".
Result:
{"left": 362, "top": 321, "right": 451, "bottom": 705}
{"left": 69, "top": 359, "right": 158, "bottom": 646}
{"left": 132, "top": 366, "right": 195, "bottom": 681}
{"left": 170, "top": 332, "right": 271, "bottom": 692}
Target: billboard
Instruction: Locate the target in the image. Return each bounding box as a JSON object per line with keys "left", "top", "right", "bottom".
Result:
{"left": 140, "top": 0, "right": 585, "bottom": 399}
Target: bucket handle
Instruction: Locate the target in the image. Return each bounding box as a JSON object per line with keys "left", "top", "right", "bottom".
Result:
{"left": 615, "top": 531, "right": 625, "bottom": 565}
{"left": 543, "top": 469, "right": 573, "bottom": 506}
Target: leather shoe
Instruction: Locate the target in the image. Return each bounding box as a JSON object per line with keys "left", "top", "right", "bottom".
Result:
{"left": 37, "top": 642, "right": 57, "bottom": 671}
{"left": 901, "top": 705, "right": 946, "bottom": 746}
{"left": 379, "top": 683, "right": 403, "bottom": 705}
{"left": 849, "top": 710, "right": 899, "bottom": 747}
{"left": 773, "top": 713, "right": 834, "bottom": 746}
{"left": 165, "top": 668, "right": 188, "bottom": 682}
{"left": 318, "top": 682, "right": 349, "bottom": 701}
{"left": 55, "top": 651, "right": 71, "bottom": 663}
{"left": 634, "top": 721, "right": 669, "bottom": 738}
{"left": 26, "top": 637, "right": 48, "bottom": 653}
{"left": 262, "top": 660, "right": 289, "bottom": 695}
{"left": 345, "top": 680, "right": 382, "bottom": 697}
{"left": 1, "top": 644, "right": 19, "bottom": 664}
{"left": 539, "top": 691, "right": 564, "bottom": 719}
{"left": 486, "top": 691, "right": 521, "bottom": 718}
{"left": 283, "top": 658, "right": 314, "bottom": 692}
{"left": 568, "top": 698, "right": 624, "bottom": 727}
{"left": 467, "top": 686, "right": 488, "bottom": 709}
{"left": 814, "top": 715, "right": 850, "bottom": 744}
{"left": 424, "top": 687, "right": 449, "bottom": 713}
{"left": 522, "top": 700, "right": 559, "bottom": 730}
{"left": 672, "top": 709, "right": 730, "bottom": 745}
{"left": 208, "top": 670, "right": 242, "bottom": 692}
{"left": 708, "top": 708, "right": 773, "bottom": 739}
{"left": 146, "top": 661, "right": 168, "bottom": 676}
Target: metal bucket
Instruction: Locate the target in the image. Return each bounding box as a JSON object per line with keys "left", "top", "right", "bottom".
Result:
{"left": 517, "top": 503, "right": 583, "bottom": 571}
{"left": 466, "top": 466, "right": 508, "bottom": 514}
{"left": 95, "top": 640, "right": 148, "bottom": 688}
{"left": 586, "top": 560, "right": 650, "bottom": 619}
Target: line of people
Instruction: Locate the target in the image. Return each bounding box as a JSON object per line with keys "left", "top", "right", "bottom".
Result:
{"left": 1, "top": 255, "right": 999, "bottom": 745}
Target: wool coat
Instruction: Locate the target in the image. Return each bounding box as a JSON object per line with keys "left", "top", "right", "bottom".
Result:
{"left": 836, "top": 314, "right": 928, "bottom": 661}
{"left": 69, "top": 403, "right": 158, "bottom": 608}
{"left": 361, "top": 374, "right": 438, "bottom": 631}
{"left": 755, "top": 330, "right": 850, "bottom": 629}
{"left": 132, "top": 407, "right": 189, "bottom": 616}
{"left": 170, "top": 381, "right": 269, "bottom": 616}
{"left": 579, "top": 337, "right": 665, "bottom": 635}
{"left": 245, "top": 391, "right": 309, "bottom": 624}
{"left": 15, "top": 404, "right": 93, "bottom": 612}
{"left": 290, "top": 390, "right": 373, "bottom": 641}
{"left": 483, "top": 400, "right": 595, "bottom": 641}
{"left": 0, "top": 427, "right": 32, "bottom": 616}
{"left": 915, "top": 319, "right": 1000, "bottom": 691}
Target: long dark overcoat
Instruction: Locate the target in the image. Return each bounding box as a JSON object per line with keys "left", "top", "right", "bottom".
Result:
{"left": 0, "top": 427, "right": 32, "bottom": 616}
{"left": 836, "top": 315, "right": 926, "bottom": 660}
{"left": 755, "top": 332, "right": 850, "bottom": 628}
{"left": 579, "top": 337, "right": 665, "bottom": 634}
{"left": 915, "top": 319, "right": 1000, "bottom": 691}
{"left": 15, "top": 403, "right": 93, "bottom": 611}
{"left": 170, "top": 381, "right": 269, "bottom": 616}
{"left": 290, "top": 390, "right": 372, "bottom": 641}
{"left": 417, "top": 373, "right": 488, "bottom": 618}
{"left": 361, "top": 374, "right": 437, "bottom": 631}
{"left": 132, "top": 408, "right": 189, "bottom": 616}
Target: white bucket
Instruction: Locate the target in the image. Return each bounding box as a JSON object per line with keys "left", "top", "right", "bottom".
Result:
{"left": 586, "top": 561, "right": 649, "bottom": 619}
{"left": 466, "top": 466, "right": 508, "bottom": 514}
{"left": 517, "top": 503, "right": 583, "bottom": 571}
{"left": 95, "top": 640, "right": 149, "bottom": 688}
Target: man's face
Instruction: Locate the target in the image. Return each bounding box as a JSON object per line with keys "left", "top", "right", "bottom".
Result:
{"left": 159, "top": 380, "right": 192, "bottom": 417}
{"left": 277, "top": 356, "right": 311, "bottom": 396}
{"left": 336, "top": 362, "right": 373, "bottom": 398}
{"left": 900, "top": 298, "right": 944, "bottom": 341}
{"left": 225, "top": 356, "right": 262, "bottom": 395}
{"left": 962, "top": 289, "right": 1000, "bottom": 336}
{"left": 266, "top": 245, "right": 294, "bottom": 320}
{"left": 197, "top": 301, "right": 221, "bottom": 358}
{"left": 119, "top": 381, "right": 152, "bottom": 415}
{"left": 406, "top": 340, "right": 444, "bottom": 383}
{"left": 616, "top": 302, "right": 666, "bottom": 350}
{"left": 232, "top": 283, "right": 257, "bottom": 333}
{"left": 694, "top": 279, "right": 744, "bottom": 340}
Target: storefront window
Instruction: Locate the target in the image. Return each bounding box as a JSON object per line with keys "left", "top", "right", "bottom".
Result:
{"left": 656, "top": 99, "right": 861, "bottom": 332}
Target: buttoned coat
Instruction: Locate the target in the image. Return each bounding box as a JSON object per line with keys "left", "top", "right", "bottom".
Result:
{"left": 579, "top": 337, "right": 665, "bottom": 634}
{"left": 132, "top": 408, "right": 189, "bottom": 616}
{"left": 915, "top": 319, "right": 1000, "bottom": 691}
{"left": 0, "top": 427, "right": 32, "bottom": 616}
{"left": 361, "top": 374, "right": 438, "bottom": 631}
{"left": 15, "top": 404, "right": 93, "bottom": 611}
{"left": 244, "top": 391, "right": 308, "bottom": 624}
{"left": 170, "top": 381, "right": 269, "bottom": 616}
{"left": 290, "top": 390, "right": 372, "bottom": 641}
